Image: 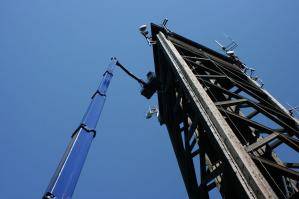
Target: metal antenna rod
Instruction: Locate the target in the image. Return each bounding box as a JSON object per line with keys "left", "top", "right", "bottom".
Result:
{"left": 43, "top": 58, "right": 117, "bottom": 199}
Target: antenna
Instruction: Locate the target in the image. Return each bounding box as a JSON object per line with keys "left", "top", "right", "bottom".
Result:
{"left": 161, "top": 18, "right": 170, "bottom": 32}
{"left": 215, "top": 34, "right": 238, "bottom": 53}
{"left": 224, "top": 34, "right": 238, "bottom": 51}
{"left": 215, "top": 40, "right": 226, "bottom": 51}
{"left": 215, "top": 34, "right": 259, "bottom": 79}
{"left": 162, "top": 18, "right": 168, "bottom": 27}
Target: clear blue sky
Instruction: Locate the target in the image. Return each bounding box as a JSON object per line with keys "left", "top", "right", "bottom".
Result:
{"left": 0, "top": 0, "right": 298, "bottom": 198}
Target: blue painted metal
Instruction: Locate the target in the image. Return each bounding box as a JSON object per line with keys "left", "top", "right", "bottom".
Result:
{"left": 43, "top": 58, "right": 116, "bottom": 199}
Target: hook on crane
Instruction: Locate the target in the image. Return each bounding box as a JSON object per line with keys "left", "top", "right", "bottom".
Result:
{"left": 115, "top": 61, "right": 158, "bottom": 99}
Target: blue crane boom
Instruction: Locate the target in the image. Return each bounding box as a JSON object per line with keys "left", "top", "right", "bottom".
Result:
{"left": 43, "top": 58, "right": 116, "bottom": 199}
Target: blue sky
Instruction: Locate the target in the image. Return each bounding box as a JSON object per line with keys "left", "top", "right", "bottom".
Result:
{"left": 0, "top": 0, "right": 298, "bottom": 198}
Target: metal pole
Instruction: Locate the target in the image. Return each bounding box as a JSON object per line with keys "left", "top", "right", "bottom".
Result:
{"left": 43, "top": 58, "right": 117, "bottom": 199}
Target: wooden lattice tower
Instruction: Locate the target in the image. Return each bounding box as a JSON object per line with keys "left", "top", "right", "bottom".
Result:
{"left": 150, "top": 23, "right": 299, "bottom": 199}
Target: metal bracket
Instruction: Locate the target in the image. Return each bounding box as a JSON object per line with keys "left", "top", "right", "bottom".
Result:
{"left": 91, "top": 90, "right": 106, "bottom": 99}
{"left": 103, "top": 70, "right": 113, "bottom": 76}
{"left": 71, "top": 124, "right": 96, "bottom": 138}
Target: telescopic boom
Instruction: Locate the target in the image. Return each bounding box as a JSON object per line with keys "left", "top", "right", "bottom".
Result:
{"left": 43, "top": 58, "right": 116, "bottom": 199}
